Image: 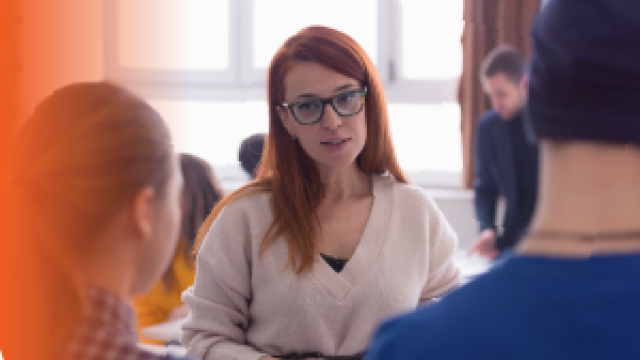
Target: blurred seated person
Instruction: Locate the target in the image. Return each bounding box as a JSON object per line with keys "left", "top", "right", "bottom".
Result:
{"left": 366, "top": 1, "right": 640, "bottom": 358}
{"left": 239, "top": 133, "right": 266, "bottom": 178}
{"left": 11, "top": 82, "right": 194, "bottom": 360}
{"left": 134, "top": 153, "right": 224, "bottom": 343}
{"left": 469, "top": 45, "right": 539, "bottom": 259}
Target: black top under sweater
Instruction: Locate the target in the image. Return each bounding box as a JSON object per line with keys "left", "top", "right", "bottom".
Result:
{"left": 320, "top": 253, "right": 349, "bottom": 273}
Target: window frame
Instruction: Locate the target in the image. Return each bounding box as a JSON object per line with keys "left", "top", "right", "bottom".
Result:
{"left": 104, "top": 0, "right": 241, "bottom": 86}
{"left": 104, "top": 0, "right": 464, "bottom": 189}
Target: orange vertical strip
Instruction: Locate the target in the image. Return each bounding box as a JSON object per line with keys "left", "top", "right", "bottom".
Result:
{"left": 2, "top": 1, "right": 105, "bottom": 359}
{"left": 0, "top": 0, "right": 23, "bottom": 359}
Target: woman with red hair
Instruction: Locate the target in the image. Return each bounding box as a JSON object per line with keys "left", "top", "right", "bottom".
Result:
{"left": 181, "top": 26, "right": 461, "bottom": 360}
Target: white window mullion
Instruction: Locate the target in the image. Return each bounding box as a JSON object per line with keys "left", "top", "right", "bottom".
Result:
{"left": 230, "top": 0, "right": 243, "bottom": 86}
{"left": 239, "top": 0, "right": 259, "bottom": 86}
{"left": 377, "top": 0, "right": 392, "bottom": 85}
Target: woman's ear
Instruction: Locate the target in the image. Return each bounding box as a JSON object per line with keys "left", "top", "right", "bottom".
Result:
{"left": 130, "top": 187, "right": 156, "bottom": 242}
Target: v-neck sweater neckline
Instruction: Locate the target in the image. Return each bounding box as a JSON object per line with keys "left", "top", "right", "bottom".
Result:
{"left": 310, "top": 175, "right": 392, "bottom": 302}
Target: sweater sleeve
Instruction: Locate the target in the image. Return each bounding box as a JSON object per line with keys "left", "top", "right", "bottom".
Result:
{"left": 180, "top": 202, "right": 269, "bottom": 360}
{"left": 419, "top": 195, "right": 462, "bottom": 302}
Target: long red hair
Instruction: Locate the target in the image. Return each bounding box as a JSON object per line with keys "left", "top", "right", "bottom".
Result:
{"left": 194, "top": 26, "right": 408, "bottom": 273}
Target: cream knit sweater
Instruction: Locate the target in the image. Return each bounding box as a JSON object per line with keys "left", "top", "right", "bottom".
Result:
{"left": 181, "top": 174, "right": 461, "bottom": 360}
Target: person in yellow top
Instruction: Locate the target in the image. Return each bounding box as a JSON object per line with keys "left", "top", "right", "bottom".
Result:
{"left": 134, "top": 153, "right": 225, "bottom": 344}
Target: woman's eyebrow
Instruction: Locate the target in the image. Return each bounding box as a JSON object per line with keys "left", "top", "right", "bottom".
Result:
{"left": 294, "top": 83, "right": 358, "bottom": 101}
{"left": 333, "top": 83, "right": 358, "bottom": 93}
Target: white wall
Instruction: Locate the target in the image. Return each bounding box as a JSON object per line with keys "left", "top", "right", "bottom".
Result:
{"left": 427, "top": 189, "right": 477, "bottom": 249}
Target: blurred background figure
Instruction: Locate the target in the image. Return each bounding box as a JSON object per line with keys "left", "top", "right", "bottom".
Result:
{"left": 469, "top": 44, "right": 538, "bottom": 259}
{"left": 366, "top": 0, "right": 640, "bottom": 358}
{"left": 10, "top": 81, "right": 194, "bottom": 360}
{"left": 135, "top": 153, "right": 224, "bottom": 344}
{"left": 238, "top": 133, "right": 266, "bottom": 179}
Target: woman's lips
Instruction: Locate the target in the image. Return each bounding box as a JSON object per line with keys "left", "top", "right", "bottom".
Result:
{"left": 321, "top": 138, "right": 351, "bottom": 152}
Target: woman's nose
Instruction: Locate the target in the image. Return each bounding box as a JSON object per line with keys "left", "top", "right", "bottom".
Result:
{"left": 321, "top": 103, "right": 342, "bottom": 130}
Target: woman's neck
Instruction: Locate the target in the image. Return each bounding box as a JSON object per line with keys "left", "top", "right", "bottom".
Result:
{"left": 318, "top": 164, "right": 371, "bottom": 201}
{"left": 518, "top": 142, "right": 640, "bottom": 256}
{"left": 81, "top": 254, "right": 133, "bottom": 302}
{"left": 79, "top": 231, "right": 137, "bottom": 302}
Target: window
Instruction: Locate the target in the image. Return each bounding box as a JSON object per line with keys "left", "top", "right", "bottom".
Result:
{"left": 117, "top": 0, "right": 229, "bottom": 71}
{"left": 106, "top": 0, "right": 464, "bottom": 189}
{"left": 150, "top": 100, "right": 269, "bottom": 167}
{"left": 399, "top": 0, "right": 463, "bottom": 80}
{"left": 245, "top": 0, "right": 382, "bottom": 84}
{"left": 106, "top": 0, "right": 235, "bottom": 84}
{"left": 149, "top": 99, "right": 270, "bottom": 187}
{"left": 388, "top": 103, "right": 462, "bottom": 173}
{"left": 253, "top": 0, "right": 378, "bottom": 69}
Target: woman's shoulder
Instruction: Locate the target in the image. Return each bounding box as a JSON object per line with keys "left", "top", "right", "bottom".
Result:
{"left": 217, "top": 189, "right": 272, "bottom": 220}
{"left": 198, "top": 189, "right": 272, "bottom": 258}
{"left": 373, "top": 173, "right": 437, "bottom": 210}
{"left": 373, "top": 173, "right": 457, "bottom": 248}
{"left": 202, "top": 189, "right": 273, "bottom": 243}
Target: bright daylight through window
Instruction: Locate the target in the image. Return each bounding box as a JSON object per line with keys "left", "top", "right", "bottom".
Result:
{"left": 113, "top": 0, "right": 464, "bottom": 188}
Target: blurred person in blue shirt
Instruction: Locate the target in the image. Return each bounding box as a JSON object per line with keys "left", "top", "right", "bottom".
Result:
{"left": 366, "top": 0, "right": 640, "bottom": 358}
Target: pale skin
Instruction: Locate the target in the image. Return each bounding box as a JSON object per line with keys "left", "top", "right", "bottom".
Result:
{"left": 468, "top": 72, "right": 528, "bottom": 259}
{"left": 260, "top": 63, "right": 373, "bottom": 360}
{"left": 78, "top": 156, "right": 184, "bottom": 303}
{"left": 517, "top": 141, "right": 640, "bottom": 256}
{"left": 277, "top": 62, "right": 373, "bottom": 259}
{"left": 482, "top": 73, "right": 528, "bottom": 122}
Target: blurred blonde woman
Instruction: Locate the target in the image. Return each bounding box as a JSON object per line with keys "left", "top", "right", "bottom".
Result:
{"left": 135, "top": 153, "right": 224, "bottom": 343}
{"left": 10, "top": 82, "right": 194, "bottom": 360}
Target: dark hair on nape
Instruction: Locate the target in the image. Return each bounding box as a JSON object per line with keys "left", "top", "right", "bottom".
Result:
{"left": 239, "top": 133, "right": 266, "bottom": 178}
{"left": 481, "top": 44, "right": 528, "bottom": 84}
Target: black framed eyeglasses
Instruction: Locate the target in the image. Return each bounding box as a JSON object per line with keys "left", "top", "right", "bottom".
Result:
{"left": 281, "top": 87, "right": 367, "bottom": 125}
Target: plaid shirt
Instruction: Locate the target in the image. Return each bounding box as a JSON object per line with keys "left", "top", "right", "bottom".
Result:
{"left": 67, "top": 286, "right": 192, "bottom": 360}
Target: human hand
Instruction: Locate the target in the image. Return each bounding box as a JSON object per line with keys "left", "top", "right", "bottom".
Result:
{"left": 167, "top": 304, "right": 190, "bottom": 321}
{"left": 468, "top": 229, "right": 499, "bottom": 259}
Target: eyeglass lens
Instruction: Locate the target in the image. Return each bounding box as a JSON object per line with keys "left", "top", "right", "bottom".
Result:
{"left": 293, "top": 90, "right": 363, "bottom": 124}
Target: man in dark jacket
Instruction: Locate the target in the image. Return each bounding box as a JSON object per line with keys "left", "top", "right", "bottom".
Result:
{"left": 469, "top": 45, "right": 539, "bottom": 259}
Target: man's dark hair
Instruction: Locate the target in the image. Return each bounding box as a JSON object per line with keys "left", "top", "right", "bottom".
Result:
{"left": 239, "top": 133, "right": 265, "bottom": 178}
{"left": 481, "top": 44, "right": 527, "bottom": 84}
